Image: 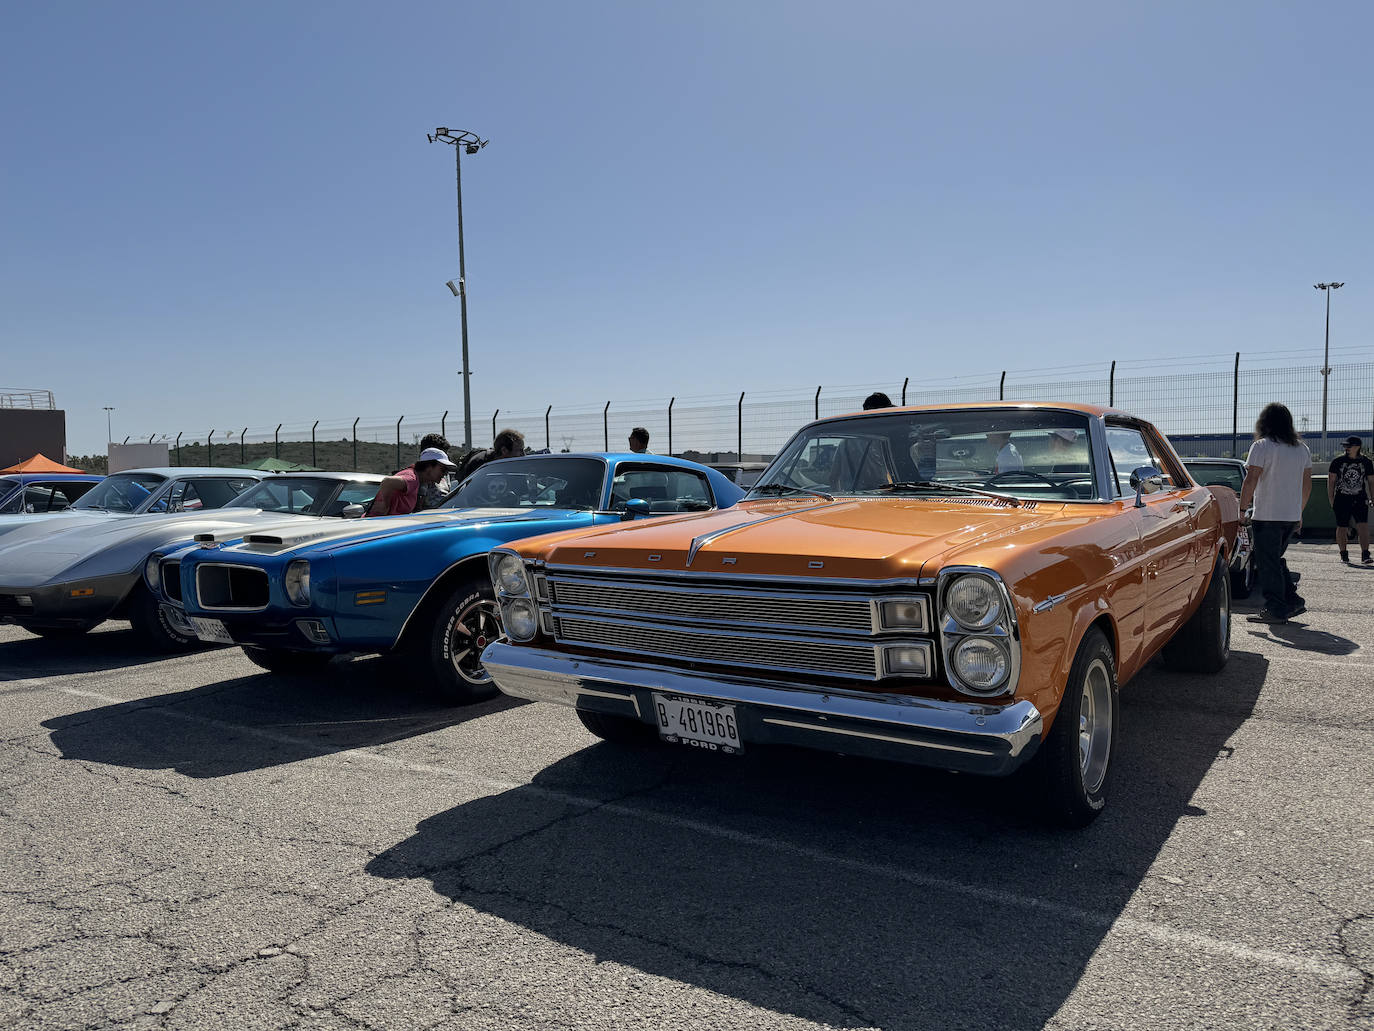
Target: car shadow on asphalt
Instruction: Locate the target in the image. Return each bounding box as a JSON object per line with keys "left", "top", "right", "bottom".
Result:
{"left": 365, "top": 651, "right": 1267, "bottom": 1031}
{"left": 41, "top": 657, "right": 526, "bottom": 778}
{"left": 0, "top": 625, "right": 184, "bottom": 676}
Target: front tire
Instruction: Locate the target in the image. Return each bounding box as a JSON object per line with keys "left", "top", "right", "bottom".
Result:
{"left": 421, "top": 578, "right": 504, "bottom": 705}
{"left": 1161, "top": 555, "right": 1231, "bottom": 674}
{"left": 128, "top": 584, "right": 200, "bottom": 652}
{"left": 577, "top": 709, "right": 657, "bottom": 744}
{"left": 1033, "top": 627, "right": 1117, "bottom": 828}
{"left": 242, "top": 646, "right": 334, "bottom": 674}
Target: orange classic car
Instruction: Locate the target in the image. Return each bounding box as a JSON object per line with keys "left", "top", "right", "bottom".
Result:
{"left": 479, "top": 403, "right": 1239, "bottom": 826}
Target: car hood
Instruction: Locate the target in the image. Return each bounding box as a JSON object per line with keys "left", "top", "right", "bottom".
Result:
{"left": 525, "top": 498, "right": 1067, "bottom": 579}
{"left": 206, "top": 508, "right": 575, "bottom": 559}
{"left": 0, "top": 508, "right": 342, "bottom": 588}
{"left": 0, "top": 510, "right": 129, "bottom": 541}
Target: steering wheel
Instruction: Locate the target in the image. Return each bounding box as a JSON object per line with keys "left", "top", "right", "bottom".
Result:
{"left": 985, "top": 470, "right": 1059, "bottom": 488}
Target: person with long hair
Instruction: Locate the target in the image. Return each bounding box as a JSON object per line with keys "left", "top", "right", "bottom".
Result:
{"left": 1239, "top": 402, "right": 1312, "bottom": 623}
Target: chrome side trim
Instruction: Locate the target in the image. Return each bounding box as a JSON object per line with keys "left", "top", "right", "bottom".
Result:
{"left": 1032, "top": 592, "right": 1068, "bottom": 613}
{"left": 685, "top": 502, "right": 833, "bottom": 567}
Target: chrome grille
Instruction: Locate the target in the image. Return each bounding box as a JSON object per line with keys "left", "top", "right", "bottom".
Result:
{"left": 549, "top": 577, "right": 874, "bottom": 632}
{"left": 554, "top": 616, "right": 879, "bottom": 680}
{"left": 160, "top": 560, "right": 182, "bottom": 603}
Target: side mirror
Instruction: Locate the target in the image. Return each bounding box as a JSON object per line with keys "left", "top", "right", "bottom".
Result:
{"left": 341, "top": 504, "right": 366, "bottom": 519}
{"left": 1129, "top": 466, "right": 1165, "bottom": 507}
{"left": 620, "top": 498, "right": 652, "bottom": 521}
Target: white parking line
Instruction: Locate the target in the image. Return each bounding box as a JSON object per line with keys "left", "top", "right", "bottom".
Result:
{"left": 25, "top": 682, "right": 1361, "bottom": 986}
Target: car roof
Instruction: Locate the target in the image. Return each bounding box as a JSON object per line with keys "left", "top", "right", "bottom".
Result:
{"left": 3, "top": 472, "right": 102, "bottom": 481}
{"left": 480, "top": 452, "right": 723, "bottom": 471}
{"left": 821, "top": 400, "right": 1135, "bottom": 422}
{"left": 255, "top": 472, "right": 386, "bottom": 482}
{"left": 1183, "top": 458, "right": 1245, "bottom": 466}
{"left": 104, "top": 467, "right": 263, "bottom": 477}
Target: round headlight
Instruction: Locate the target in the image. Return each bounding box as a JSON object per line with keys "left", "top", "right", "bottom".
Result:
{"left": 495, "top": 554, "right": 528, "bottom": 596}
{"left": 504, "top": 598, "right": 538, "bottom": 640}
{"left": 144, "top": 555, "right": 161, "bottom": 592}
{"left": 945, "top": 575, "right": 1001, "bottom": 629}
{"left": 952, "top": 636, "right": 1010, "bottom": 691}
{"left": 284, "top": 560, "right": 311, "bottom": 606}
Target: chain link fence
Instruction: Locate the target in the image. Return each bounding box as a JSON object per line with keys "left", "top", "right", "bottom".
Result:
{"left": 122, "top": 356, "right": 1374, "bottom": 473}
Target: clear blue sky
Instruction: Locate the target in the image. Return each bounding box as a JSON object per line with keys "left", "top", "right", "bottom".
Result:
{"left": 2, "top": 0, "right": 1370, "bottom": 454}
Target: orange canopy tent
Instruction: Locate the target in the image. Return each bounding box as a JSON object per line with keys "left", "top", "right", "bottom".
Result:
{"left": 0, "top": 454, "right": 88, "bottom": 475}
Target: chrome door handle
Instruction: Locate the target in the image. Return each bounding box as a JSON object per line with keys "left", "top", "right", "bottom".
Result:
{"left": 1176, "top": 500, "right": 1196, "bottom": 510}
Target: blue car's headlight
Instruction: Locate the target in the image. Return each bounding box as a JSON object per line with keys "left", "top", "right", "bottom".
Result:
{"left": 284, "top": 560, "right": 311, "bottom": 606}
{"left": 144, "top": 555, "right": 161, "bottom": 592}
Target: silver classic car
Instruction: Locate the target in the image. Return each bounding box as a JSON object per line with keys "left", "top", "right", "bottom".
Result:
{"left": 0, "top": 473, "right": 382, "bottom": 647}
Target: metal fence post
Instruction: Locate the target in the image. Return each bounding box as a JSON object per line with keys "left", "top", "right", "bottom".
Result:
{"left": 668, "top": 397, "right": 675, "bottom": 456}
{"left": 175, "top": 432, "right": 182, "bottom": 465}
{"left": 738, "top": 392, "right": 745, "bottom": 460}
{"left": 440, "top": 411, "right": 448, "bottom": 441}
{"left": 122, "top": 435, "right": 130, "bottom": 445}
{"left": 544, "top": 405, "right": 552, "bottom": 452}
{"left": 311, "top": 421, "right": 318, "bottom": 469}
{"left": 999, "top": 372, "right": 1006, "bottom": 401}
{"left": 603, "top": 402, "right": 610, "bottom": 451}
{"left": 492, "top": 410, "right": 498, "bottom": 442}
{"left": 814, "top": 385, "right": 821, "bottom": 419}
{"left": 1109, "top": 361, "right": 1116, "bottom": 407}
{"left": 275, "top": 424, "right": 282, "bottom": 460}
{"left": 396, "top": 415, "right": 404, "bottom": 470}
{"left": 352, "top": 417, "right": 360, "bottom": 470}
{"left": 902, "top": 377, "right": 909, "bottom": 406}
{"left": 207, "top": 430, "right": 214, "bottom": 467}
{"left": 1232, "top": 352, "right": 1240, "bottom": 458}
{"left": 241, "top": 427, "right": 247, "bottom": 465}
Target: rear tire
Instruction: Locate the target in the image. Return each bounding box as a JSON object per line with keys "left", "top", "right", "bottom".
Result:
{"left": 242, "top": 646, "right": 334, "bottom": 674}
{"left": 418, "top": 578, "right": 503, "bottom": 705}
{"left": 1032, "top": 627, "right": 1117, "bottom": 828}
{"left": 128, "top": 583, "right": 200, "bottom": 652}
{"left": 1161, "top": 556, "right": 1231, "bottom": 674}
{"left": 577, "top": 709, "right": 657, "bottom": 744}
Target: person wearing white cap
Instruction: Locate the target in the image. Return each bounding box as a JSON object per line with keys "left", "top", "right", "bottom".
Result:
{"left": 367, "top": 447, "right": 457, "bottom": 517}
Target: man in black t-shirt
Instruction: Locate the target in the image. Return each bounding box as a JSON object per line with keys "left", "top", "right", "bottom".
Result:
{"left": 1328, "top": 436, "right": 1374, "bottom": 564}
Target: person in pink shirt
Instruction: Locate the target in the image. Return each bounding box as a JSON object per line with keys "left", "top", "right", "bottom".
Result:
{"left": 367, "top": 448, "right": 457, "bottom": 517}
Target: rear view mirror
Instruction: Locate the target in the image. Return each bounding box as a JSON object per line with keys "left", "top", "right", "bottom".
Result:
{"left": 621, "top": 499, "right": 652, "bottom": 521}
{"left": 341, "top": 504, "right": 366, "bottom": 519}
{"left": 1129, "top": 466, "right": 1164, "bottom": 507}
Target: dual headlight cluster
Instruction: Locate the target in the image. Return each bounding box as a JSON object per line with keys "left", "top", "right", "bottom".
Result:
{"left": 489, "top": 551, "right": 538, "bottom": 641}
{"left": 939, "top": 571, "right": 1018, "bottom": 696}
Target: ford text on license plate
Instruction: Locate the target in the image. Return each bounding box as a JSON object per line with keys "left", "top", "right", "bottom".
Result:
{"left": 652, "top": 693, "right": 742, "bottom": 753}
{"left": 189, "top": 617, "right": 234, "bottom": 645}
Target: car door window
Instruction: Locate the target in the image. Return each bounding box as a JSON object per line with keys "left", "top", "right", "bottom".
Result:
{"left": 1105, "top": 426, "right": 1179, "bottom": 497}
{"left": 614, "top": 468, "right": 714, "bottom": 513}
{"left": 321, "top": 482, "right": 380, "bottom": 516}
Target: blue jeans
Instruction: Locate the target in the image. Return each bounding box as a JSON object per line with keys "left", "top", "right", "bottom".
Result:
{"left": 1251, "top": 520, "right": 1302, "bottom": 615}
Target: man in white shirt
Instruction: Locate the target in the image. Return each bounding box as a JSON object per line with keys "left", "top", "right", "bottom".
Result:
{"left": 1239, "top": 403, "right": 1312, "bottom": 624}
{"left": 988, "top": 431, "right": 1022, "bottom": 475}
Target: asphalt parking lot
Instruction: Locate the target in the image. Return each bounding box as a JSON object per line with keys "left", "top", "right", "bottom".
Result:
{"left": 1, "top": 541, "right": 1371, "bottom": 1031}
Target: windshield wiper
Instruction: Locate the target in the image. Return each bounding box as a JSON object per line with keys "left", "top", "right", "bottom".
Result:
{"left": 874, "top": 481, "right": 1022, "bottom": 508}
{"left": 747, "top": 483, "right": 835, "bottom": 502}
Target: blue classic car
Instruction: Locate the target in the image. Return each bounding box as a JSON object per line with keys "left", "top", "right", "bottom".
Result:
{"left": 0, "top": 472, "right": 104, "bottom": 515}
{"left": 165, "top": 454, "right": 744, "bottom": 701}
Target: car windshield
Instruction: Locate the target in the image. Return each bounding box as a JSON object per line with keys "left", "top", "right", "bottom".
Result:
{"left": 1185, "top": 462, "right": 1243, "bottom": 493}
{"left": 71, "top": 473, "right": 168, "bottom": 513}
{"left": 442, "top": 458, "right": 605, "bottom": 511}
{"left": 754, "top": 410, "right": 1100, "bottom": 501}
{"left": 227, "top": 477, "right": 363, "bottom": 515}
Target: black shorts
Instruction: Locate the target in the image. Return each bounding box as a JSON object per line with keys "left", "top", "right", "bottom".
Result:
{"left": 1334, "top": 494, "right": 1370, "bottom": 525}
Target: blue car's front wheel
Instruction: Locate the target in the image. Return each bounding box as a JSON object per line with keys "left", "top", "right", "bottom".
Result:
{"left": 423, "top": 578, "right": 505, "bottom": 704}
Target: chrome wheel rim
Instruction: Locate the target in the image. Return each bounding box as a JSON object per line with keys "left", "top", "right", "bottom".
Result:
{"left": 1218, "top": 572, "right": 1231, "bottom": 654}
{"left": 1078, "top": 657, "right": 1113, "bottom": 795}
{"left": 449, "top": 599, "right": 504, "bottom": 685}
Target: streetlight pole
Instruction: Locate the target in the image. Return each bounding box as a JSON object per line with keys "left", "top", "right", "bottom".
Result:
{"left": 1314, "top": 282, "right": 1345, "bottom": 460}
{"left": 103, "top": 407, "right": 114, "bottom": 444}
{"left": 428, "top": 127, "right": 488, "bottom": 450}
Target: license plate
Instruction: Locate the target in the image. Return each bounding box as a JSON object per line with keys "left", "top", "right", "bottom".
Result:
{"left": 652, "top": 693, "right": 742, "bottom": 754}
{"left": 189, "top": 617, "right": 234, "bottom": 645}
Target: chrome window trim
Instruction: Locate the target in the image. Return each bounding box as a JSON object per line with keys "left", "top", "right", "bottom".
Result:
{"left": 936, "top": 566, "right": 1021, "bottom": 697}
{"left": 193, "top": 561, "right": 271, "bottom": 613}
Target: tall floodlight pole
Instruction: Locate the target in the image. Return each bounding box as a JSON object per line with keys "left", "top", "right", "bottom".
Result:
{"left": 103, "top": 407, "right": 115, "bottom": 443}
{"left": 428, "top": 127, "right": 488, "bottom": 450}
{"left": 1314, "top": 282, "right": 1345, "bottom": 460}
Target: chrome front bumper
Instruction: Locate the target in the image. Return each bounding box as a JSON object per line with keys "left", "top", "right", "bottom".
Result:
{"left": 481, "top": 643, "right": 1044, "bottom": 776}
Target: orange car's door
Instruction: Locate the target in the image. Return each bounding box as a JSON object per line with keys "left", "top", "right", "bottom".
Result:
{"left": 1105, "top": 424, "right": 1198, "bottom": 657}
